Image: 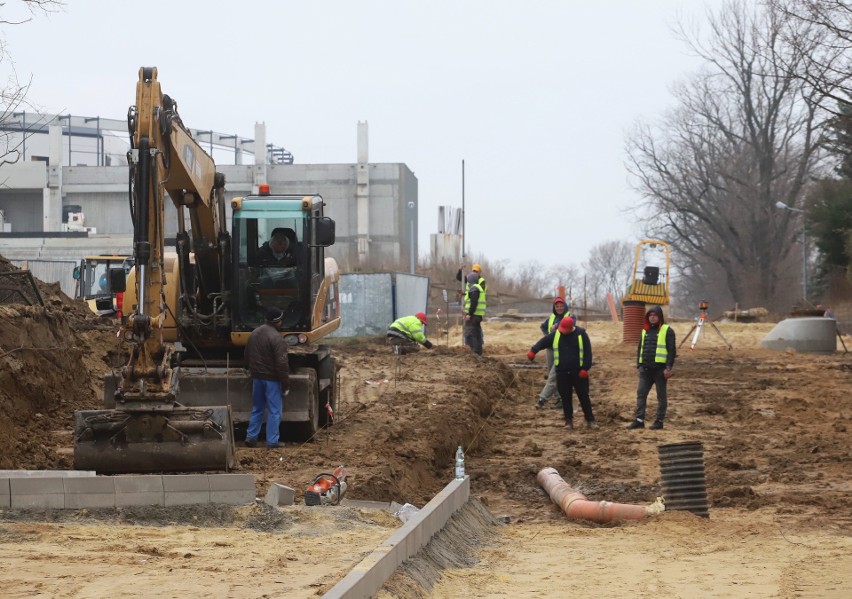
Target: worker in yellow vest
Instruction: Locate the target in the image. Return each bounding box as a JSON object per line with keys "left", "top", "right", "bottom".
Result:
{"left": 462, "top": 272, "right": 486, "bottom": 355}
{"left": 627, "top": 305, "right": 677, "bottom": 430}
{"left": 527, "top": 316, "right": 596, "bottom": 430}
{"left": 535, "top": 297, "right": 573, "bottom": 410}
{"left": 387, "top": 312, "right": 434, "bottom": 354}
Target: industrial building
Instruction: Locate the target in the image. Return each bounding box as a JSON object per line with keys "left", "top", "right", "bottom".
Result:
{"left": 0, "top": 114, "right": 418, "bottom": 273}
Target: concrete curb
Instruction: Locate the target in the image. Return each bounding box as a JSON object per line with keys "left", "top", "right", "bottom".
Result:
{"left": 322, "top": 475, "right": 470, "bottom": 599}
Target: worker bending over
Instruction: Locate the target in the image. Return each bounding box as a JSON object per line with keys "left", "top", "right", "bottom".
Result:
{"left": 387, "top": 312, "right": 434, "bottom": 354}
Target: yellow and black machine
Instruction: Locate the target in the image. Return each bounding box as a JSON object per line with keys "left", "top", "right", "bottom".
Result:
{"left": 73, "top": 255, "right": 133, "bottom": 316}
{"left": 624, "top": 239, "right": 671, "bottom": 305}
{"left": 73, "top": 67, "right": 341, "bottom": 473}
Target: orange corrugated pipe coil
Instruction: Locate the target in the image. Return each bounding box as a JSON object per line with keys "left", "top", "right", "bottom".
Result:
{"left": 537, "top": 467, "right": 665, "bottom": 523}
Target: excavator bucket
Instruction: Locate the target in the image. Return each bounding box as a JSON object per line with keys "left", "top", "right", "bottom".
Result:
{"left": 73, "top": 405, "right": 235, "bottom": 474}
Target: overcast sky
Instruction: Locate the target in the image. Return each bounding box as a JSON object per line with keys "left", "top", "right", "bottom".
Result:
{"left": 3, "top": 0, "right": 724, "bottom": 272}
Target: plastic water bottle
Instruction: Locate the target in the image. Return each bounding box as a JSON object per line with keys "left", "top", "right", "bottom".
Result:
{"left": 454, "top": 445, "right": 465, "bottom": 480}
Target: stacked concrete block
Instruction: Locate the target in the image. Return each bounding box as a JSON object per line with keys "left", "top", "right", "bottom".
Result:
{"left": 210, "top": 474, "right": 256, "bottom": 504}
{"left": 63, "top": 476, "right": 116, "bottom": 509}
{"left": 114, "top": 475, "right": 164, "bottom": 507}
{"left": 0, "top": 477, "right": 10, "bottom": 508}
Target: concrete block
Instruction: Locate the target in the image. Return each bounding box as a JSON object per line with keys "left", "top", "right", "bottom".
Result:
{"left": 63, "top": 476, "right": 116, "bottom": 509}
{"left": 10, "top": 477, "right": 65, "bottom": 509}
{"left": 209, "top": 474, "right": 255, "bottom": 505}
{"left": 264, "top": 483, "right": 295, "bottom": 507}
{"left": 0, "top": 470, "right": 96, "bottom": 478}
{"left": 0, "top": 478, "right": 10, "bottom": 508}
{"left": 163, "top": 474, "right": 210, "bottom": 506}
{"left": 114, "top": 475, "right": 165, "bottom": 507}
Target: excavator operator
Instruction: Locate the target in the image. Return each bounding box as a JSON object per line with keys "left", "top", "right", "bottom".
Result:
{"left": 258, "top": 228, "right": 297, "bottom": 267}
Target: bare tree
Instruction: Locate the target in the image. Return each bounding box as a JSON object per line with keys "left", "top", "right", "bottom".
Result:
{"left": 0, "top": 1, "right": 64, "bottom": 166}
{"left": 626, "top": 0, "right": 847, "bottom": 310}
{"left": 583, "top": 240, "right": 634, "bottom": 307}
{"left": 767, "top": 0, "right": 852, "bottom": 110}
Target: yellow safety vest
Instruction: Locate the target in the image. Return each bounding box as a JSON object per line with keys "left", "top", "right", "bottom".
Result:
{"left": 463, "top": 283, "right": 486, "bottom": 316}
{"left": 639, "top": 324, "right": 669, "bottom": 364}
{"left": 553, "top": 331, "right": 584, "bottom": 367}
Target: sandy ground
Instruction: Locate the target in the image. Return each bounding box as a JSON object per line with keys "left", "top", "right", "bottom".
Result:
{"left": 1, "top": 284, "right": 851, "bottom": 598}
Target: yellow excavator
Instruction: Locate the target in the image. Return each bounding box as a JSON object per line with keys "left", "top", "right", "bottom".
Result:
{"left": 73, "top": 67, "right": 341, "bottom": 473}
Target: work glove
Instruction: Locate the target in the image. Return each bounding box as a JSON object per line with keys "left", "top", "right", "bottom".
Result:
{"left": 527, "top": 350, "right": 536, "bottom": 361}
{"left": 578, "top": 369, "right": 589, "bottom": 379}
{"left": 283, "top": 389, "right": 290, "bottom": 397}
{"left": 663, "top": 369, "right": 673, "bottom": 379}
{"left": 424, "top": 340, "right": 433, "bottom": 349}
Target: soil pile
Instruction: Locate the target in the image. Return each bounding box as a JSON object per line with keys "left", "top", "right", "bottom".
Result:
{"left": 0, "top": 255, "right": 124, "bottom": 469}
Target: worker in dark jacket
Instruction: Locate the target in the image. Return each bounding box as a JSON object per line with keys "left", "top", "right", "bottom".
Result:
{"left": 627, "top": 305, "right": 676, "bottom": 430}
{"left": 535, "top": 297, "right": 572, "bottom": 410}
{"left": 528, "top": 316, "right": 596, "bottom": 430}
{"left": 258, "top": 228, "right": 297, "bottom": 267}
{"left": 244, "top": 308, "right": 290, "bottom": 448}
{"left": 387, "top": 312, "right": 433, "bottom": 354}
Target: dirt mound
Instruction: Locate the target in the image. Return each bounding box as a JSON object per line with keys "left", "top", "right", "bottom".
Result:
{"left": 241, "top": 340, "right": 516, "bottom": 507}
{"left": 0, "top": 303, "right": 123, "bottom": 470}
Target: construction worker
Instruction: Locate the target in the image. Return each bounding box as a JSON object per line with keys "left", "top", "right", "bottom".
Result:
{"left": 627, "top": 305, "right": 676, "bottom": 430}
{"left": 387, "top": 312, "right": 433, "bottom": 354}
{"left": 535, "top": 297, "right": 572, "bottom": 409}
{"left": 258, "top": 228, "right": 297, "bottom": 267}
{"left": 245, "top": 308, "right": 290, "bottom": 449}
{"left": 528, "top": 316, "right": 596, "bottom": 429}
{"left": 463, "top": 272, "right": 486, "bottom": 355}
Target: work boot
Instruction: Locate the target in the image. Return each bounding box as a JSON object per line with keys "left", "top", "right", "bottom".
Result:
{"left": 586, "top": 420, "right": 598, "bottom": 429}
{"left": 267, "top": 442, "right": 281, "bottom": 449}
{"left": 551, "top": 399, "right": 563, "bottom": 409}
{"left": 626, "top": 419, "right": 645, "bottom": 430}
{"left": 535, "top": 398, "right": 546, "bottom": 410}
{"left": 649, "top": 420, "right": 664, "bottom": 430}
{"left": 244, "top": 438, "right": 258, "bottom": 448}
{"left": 564, "top": 420, "right": 574, "bottom": 430}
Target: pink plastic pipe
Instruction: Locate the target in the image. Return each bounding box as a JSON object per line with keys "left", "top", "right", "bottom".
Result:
{"left": 537, "top": 467, "right": 664, "bottom": 523}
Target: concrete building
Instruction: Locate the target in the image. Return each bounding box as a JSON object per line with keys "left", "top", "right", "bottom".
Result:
{"left": 0, "top": 114, "right": 418, "bottom": 273}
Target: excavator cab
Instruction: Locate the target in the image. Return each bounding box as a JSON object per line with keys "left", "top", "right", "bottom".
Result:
{"left": 231, "top": 193, "right": 337, "bottom": 338}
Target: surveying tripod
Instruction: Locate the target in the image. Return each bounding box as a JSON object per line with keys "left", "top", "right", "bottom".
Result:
{"left": 679, "top": 300, "right": 733, "bottom": 351}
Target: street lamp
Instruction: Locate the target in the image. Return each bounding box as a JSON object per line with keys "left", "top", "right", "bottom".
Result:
{"left": 775, "top": 201, "right": 808, "bottom": 300}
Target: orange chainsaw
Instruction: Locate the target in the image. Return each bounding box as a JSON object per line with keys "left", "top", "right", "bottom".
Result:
{"left": 304, "top": 465, "right": 348, "bottom": 506}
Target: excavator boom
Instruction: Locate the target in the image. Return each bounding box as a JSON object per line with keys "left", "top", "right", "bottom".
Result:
{"left": 73, "top": 67, "right": 235, "bottom": 473}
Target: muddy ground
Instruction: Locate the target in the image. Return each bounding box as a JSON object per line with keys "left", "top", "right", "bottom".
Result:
{"left": 0, "top": 269, "right": 851, "bottom": 597}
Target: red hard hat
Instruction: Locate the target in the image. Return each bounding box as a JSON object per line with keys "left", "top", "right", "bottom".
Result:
{"left": 553, "top": 297, "right": 565, "bottom": 306}
{"left": 557, "top": 316, "right": 575, "bottom": 333}
{"left": 416, "top": 312, "right": 428, "bottom": 324}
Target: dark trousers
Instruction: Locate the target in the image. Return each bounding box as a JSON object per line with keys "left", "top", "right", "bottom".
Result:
{"left": 556, "top": 372, "right": 595, "bottom": 423}
{"left": 635, "top": 366, "right": 668, "bottom": 422}
{"left": 464, "top": 315, "right": 483, "bottom": 355}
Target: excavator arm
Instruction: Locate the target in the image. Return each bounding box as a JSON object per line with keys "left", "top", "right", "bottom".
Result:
{"left": 73, "top": 67, "right": 235, "bottom": 473}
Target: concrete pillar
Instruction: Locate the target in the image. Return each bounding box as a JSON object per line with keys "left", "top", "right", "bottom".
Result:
{"left": 43, "top": 124, "right": 62, "bottom": 232}
{"left": 252, "top": 122, "right": 267, "bottom": 193}
{"left": 356, "top": 121, "right": 370, "bottom": 263}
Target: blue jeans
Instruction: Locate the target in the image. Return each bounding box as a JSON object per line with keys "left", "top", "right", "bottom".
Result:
{"left": 247, "top": 379, "right": 283, "bottom": 445}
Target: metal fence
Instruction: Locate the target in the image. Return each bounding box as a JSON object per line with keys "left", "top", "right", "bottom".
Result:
{"left": 9, "top": 259, "right": 77, "bottom": 297}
